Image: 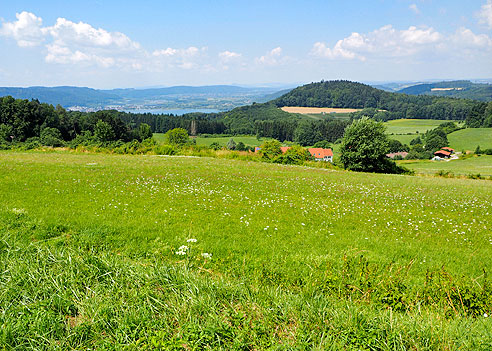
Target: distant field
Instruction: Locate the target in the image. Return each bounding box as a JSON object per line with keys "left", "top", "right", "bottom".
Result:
{"left": 281, "top": 106, "right": 361, "bottom": 114}
{"left": 399, "top": 155, "right": 492, "bottom": 176}
{"left": 154, "top": 133, "right": 267, "bottom": 147}
{"left": 384, "top": 119, "right": 451, "bottom": 135}
{"left": 448, "top": 128, "right": 492, "bottom": 151}
{"left": 387, "top": 134, "right": 417, "bottom": 145}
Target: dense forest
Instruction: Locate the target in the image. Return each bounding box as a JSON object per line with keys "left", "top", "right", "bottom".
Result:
{"left": 274, "top": 80, "right": 478, "bottom": 121}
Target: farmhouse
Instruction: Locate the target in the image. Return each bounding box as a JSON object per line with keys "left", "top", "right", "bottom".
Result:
{"left": 441, "top": 147, "right": 455, "bottom": 153}
{"left": 434, "top": 149, "right": 451, "bottom": 158}
{"left": 307, "top": 148, "right": 333, "bottom": 162}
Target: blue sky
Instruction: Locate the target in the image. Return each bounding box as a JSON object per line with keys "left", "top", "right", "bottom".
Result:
{"left": 1, "top": 0, "right": 492, "bottom": 88}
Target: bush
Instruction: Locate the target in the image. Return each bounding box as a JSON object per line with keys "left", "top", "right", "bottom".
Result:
{"left": 40, "top": 127, "right": 64, "bottom": 147}
{"left": 259, "top": 140, "right": 282, "bottom": 160}
{"left": 164, "top": 128, "right": 189, "bottom": 145}
{"left": 273, "top": 144, "right": 312, "bottom": 165}
{"left": 154, "top": 145, "right": 177, "bottom": 155}
{"left": 209, "top": 142, "right": 221, "bottom": 151}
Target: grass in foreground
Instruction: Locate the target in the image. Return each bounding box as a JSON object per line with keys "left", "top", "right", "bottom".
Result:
{"left": 0, "top": 151, "right": 491, "bottom": 349}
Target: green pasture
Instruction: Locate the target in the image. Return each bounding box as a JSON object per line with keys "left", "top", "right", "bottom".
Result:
{"left": 448, "top": 128, "right": 492, "bottom": 151}
{"left": 384, "top": 119, "right": 453, "bottom": 135}
{"left": 0, "top": 151, "right": 491, "bottom": 349}
{"left": 399, "top": 155, "right": 492, "bottom": 177}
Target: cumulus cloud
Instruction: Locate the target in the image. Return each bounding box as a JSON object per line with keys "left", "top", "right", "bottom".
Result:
{"left": 0, "top": 11, "right": 47, "bottom": 47}
{"left": 47, "top": 18, "right": 140, "bottom": 51}
{"left": 478, "top": 0, "right": 492, "bottom": 28}
{"left": 409, "top": 4, "right": 420, "bottom": 15}
{"left": 452, "top": 27, "right": 492, "bottom": 48}
{"left": 256, "top": 47, "right": 283, "bottom": 65}
{"left": 311, "top": 25, "right": 442, "bottom": 61}
{"left": 0, "top": 11, "right": 213, "bottom": 71}
{"left": 219, "top": 50, "right": 242, "bottom": 62}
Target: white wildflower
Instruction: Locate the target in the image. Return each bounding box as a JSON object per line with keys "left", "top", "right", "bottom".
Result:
{"left": 11, "top": 208, "right": 26, "bottom": 215}
{"left": 186, "top": 238, "right": 197, "bottom": 243}
{"left": 175, "top": 250, "right": 187, "bottom": 255}
{"left": 178, "top": 245, "right": 188, "bottom": 251}
{"left": 201, "top": 253, "right": 212, "bottom": 259}
{"left": 485, "top": 313, "right": 489, "bottom": 318}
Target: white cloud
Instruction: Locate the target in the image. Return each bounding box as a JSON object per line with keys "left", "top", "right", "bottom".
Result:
{"left": 311, "top": 25, "right": 442, "bottom": 61}
{"left": 0, "top": 11, "right": 47, "bottom": 47}
{"left": 152, "top": 46, "right": 200, "bottom": 57}
{"left": 47, "top": 18, "right": 140, "bottom": 51}
{"left": 409, "top": 4, "right": 420, "bottom": 15}
{"left": 452, "top": 27, "right": 492, "bottom": 48}
{"left": 478, "top": 0, "right": 492, "bottom": 28}
{"left": 219, "top": 50, "right": 242, "bottom": 62}
{"left": 256, "top": 47, "right": 283, "bottom": 65}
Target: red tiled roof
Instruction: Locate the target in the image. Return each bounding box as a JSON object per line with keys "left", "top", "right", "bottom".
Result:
{"left": 307, "top": 148, "right": 333, "bottom": 158}
{"left": 434, "top": 150, "right": 451, "bottom": 156}
{"left": 441, "top": 147, "right": 454, "bottom": 152}
{"left": 280, "top": 146, "right": 291, "bottom": 153}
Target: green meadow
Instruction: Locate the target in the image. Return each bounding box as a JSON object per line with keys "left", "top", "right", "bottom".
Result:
{"left": 1, "top": 151, "right": 491, "bottom": 349}
{"left": 448, "top": 128, "right": 492, "bottom": 151}
{"left": 400, "top": 155, "right": 492, "bottom": 177}
{"left": 384, "top": 119, "right": 453, "bottom": 135}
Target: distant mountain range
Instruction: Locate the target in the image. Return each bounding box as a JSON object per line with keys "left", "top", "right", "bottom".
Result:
{"left": 0, "top": 85, "right": 293, "bottom": 111}
{"left": 372, "top": 80, "right": 492, "bottom": 101}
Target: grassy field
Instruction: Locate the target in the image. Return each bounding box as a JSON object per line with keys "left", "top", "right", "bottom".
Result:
{"left": 448, "top": 128, "right": 492, "bottom": 151}
{"left": 384, "top": 119, "right": 452, "bottom": 135}
{"left": 399, "top": 155, "right": 492, "bottom": 177}
{"left": 154, "top": 134, "right": 268, "bottom": 147}
{"left": 1, "top": 151, "right": 491, "bottom": 349}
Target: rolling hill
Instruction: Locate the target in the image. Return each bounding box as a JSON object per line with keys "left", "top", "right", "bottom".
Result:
{"left": 398, "top": 80, "right": 492, "bottom": 101}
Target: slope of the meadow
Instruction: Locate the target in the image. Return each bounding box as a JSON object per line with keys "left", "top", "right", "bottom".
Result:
{"left": 1, "top": 151, "right": 491, "bottom": 349}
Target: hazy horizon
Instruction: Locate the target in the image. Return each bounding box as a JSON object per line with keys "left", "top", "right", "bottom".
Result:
{"left": 1, "top": 0, "right": 492, "bottom": 88}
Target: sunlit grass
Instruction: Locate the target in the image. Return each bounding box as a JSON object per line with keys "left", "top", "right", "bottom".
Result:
{"left": 0, "top": 150, "right": 491, "bottom": 349}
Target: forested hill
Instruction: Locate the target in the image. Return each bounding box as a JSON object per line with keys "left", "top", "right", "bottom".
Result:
{"left": 273, "top": 80, "right": 478, "bottom": 120}
{"left": 398, "top": 81, "right": 492, "bottom": 101}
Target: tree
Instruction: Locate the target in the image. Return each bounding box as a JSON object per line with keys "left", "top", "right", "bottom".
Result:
{"left": 274, "top": 144, "right": 312, "bottom": 165}
{"left": 164, "top": 128, "right": 189, "bottom": 145}
{"left": 313, "top": 140, "right": 331, "bottom": 149}
{"left": 40, "top": 127, "right": 64, "bottom": 147}
{"left": 340, "top": 117, "right": 399, "bottom": 173}
{"left": 94, "top": 120, "right": 116, "bottom": 142}
{"left": 259, "top": 139, "right": 282, "bottom": 160}
{"left": 226, "top": 138, "right": 237, "bottom": 150}
{"left": 138, "top": 123, "right": 153, "bottom": 141}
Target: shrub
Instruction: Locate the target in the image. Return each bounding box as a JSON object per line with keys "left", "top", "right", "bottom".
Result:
{"left": 40, "top": 127, "right": 64, "bottom": 147}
